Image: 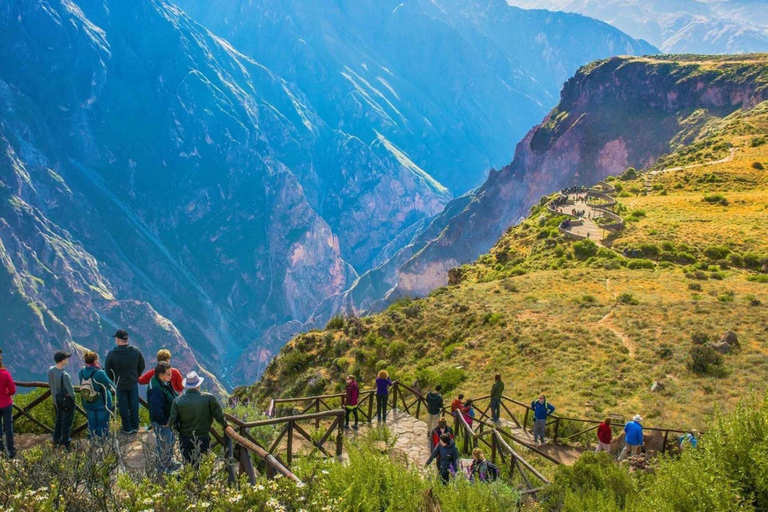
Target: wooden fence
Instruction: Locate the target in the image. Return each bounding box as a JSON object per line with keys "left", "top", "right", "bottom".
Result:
{"left": 12, "top": 381, "right": 346, "bottom": 485}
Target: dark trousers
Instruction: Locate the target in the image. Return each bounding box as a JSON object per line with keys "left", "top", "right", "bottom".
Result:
{"left": 0, "top": 405, "right": 15, "bottom": 457}
{"left": 376, "top": 394, "right": 388, "bottom": 421}
{"left": 179, "top": 434, "right": 210, "bottom": 465}
{"left": 490, "top": 398, "right": 501, "bottom": 422}
{"left": 345, "top": 405, "right": 359, "bottom": 426}
{"left": 438, "top": 467, "right": 451, "bottom": 484}
{"left": 53, "top": 406, "right": 75, "bottom": 448}
{"left": 116, "top": 386, "right": 139, "bottom": 432}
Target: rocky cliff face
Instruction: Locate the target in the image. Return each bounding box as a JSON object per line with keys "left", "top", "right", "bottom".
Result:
{"left": 175, "top": 0, "right": 656, "bottom": 195}
{"left": 0, "top": 0, "right": 449, "bottom": 384}
{"left": 348, "top": 55, "right": 768, "bottom": 305}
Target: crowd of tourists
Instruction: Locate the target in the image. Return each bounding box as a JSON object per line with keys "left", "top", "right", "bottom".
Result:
{"left": 342, "top": 372, "right": 699, "bottom": 484}
{"left": 0, "top": 330, "right": 227, "bottom": 471}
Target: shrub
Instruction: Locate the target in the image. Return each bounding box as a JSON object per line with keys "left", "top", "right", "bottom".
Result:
{"left": 703, "top": 245, "right": 730, "bottom": 260}
{"left": 748, "top": 275, "right": 768, "bottom": 283}
{"left": 703, "top": 194, "right": 729, "bottom": 206}
{"left": 620, "top": 167, "right": 638, "bottom": 181}
{"left": 279, "top": 351, "right": 313, "bottom": 376}
{"left": 656, "top": 344, "right": 674, "bottom": 360}
{"left": 688, "top": 282, "right": 702, "bottom": 291}
{"left": 388, "top": 341, "right": 408, "bottom": 361}
{"left": 482, "top": 312, "right": 504, "bottom": 326}
{"left": 752, "top": 161, "right": 765, "bottom": 170}
{"left": 689, "top": 345, "right": 724, "bottom": 375}
{"left": 325, "top": 315, "right": 345, "bottom": 330}
{"left": 691, "top": 331, "right": 710, "bottom": 345}
{"left": 626, "top": 259, "right": 656, "bottom": 270}
{"left": 573, "top": 239, "right": 598, "bottom": 260}
{"left": 617, "top": 293, "right": 639, "bottom": 305}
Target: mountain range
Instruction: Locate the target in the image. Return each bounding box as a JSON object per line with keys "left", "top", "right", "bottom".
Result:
{"left": 0, "top": 0, "right": 655, "bottom": 386}
{"left": 506, "top": 0, "right": 768, "bottom": 54}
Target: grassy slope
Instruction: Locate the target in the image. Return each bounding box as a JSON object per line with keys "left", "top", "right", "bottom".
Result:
{"left": 243, "top": 96, "right": 768, "bottom": 432}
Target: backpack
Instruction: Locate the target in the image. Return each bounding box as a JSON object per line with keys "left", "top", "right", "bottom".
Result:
{"left": 79, "top": 368, "right": 102, "bottom": 403}
{"left": 476, "top": 460, "right": 500, "bottom": 482}
{"left": 55, "top": 373, "right": 75, "bottom": 412}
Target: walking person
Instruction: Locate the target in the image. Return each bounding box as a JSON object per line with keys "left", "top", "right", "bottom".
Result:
{"left": 462, "top": 399, "right": 476, "bottom": 429}
{"left": 595, "top": 417, "right": 612, "bottom": 454}
{"left": 490, "top": 374, "right": 504, "bottom": 423}
{"left": 430, "top": 417, "right": 454, "bottom": 451}
{"left": 425, "top": 384, "right": 444, "bottom": 445}
{"left": 531, "top": 394, "right": 555, "bottom": 446}
{"left": 0, "top": 349, "right": 17, "bottom": 458}
{"left": 105, "top": 329, "right": 145, "bottom": 434}
{"left": 147, "top": 362, "right": 178, "bottom": 473}
{"left": 425, "top": 433, "right": 460, "bottom": 484}
{"left": 375, "top": 370, "right": 393, "bottom": 423}
{"left": 469, "top": 448, "right": 500, "bottom": 483}
{"left": 138, "top": 349, "right": 184, "bottom": 393}
{"left": 619, "top": 415, "right": 644, "bottom": 461}
{"left": 78, "top": 351, "right": 115, "bottom": 438}
{"left": 450, "top": 393, "right": 464, "bottom": 418}
{"left": 48, "top": 351, "right": 76, "bottom": 449}
{"left": 342, "top": 375, "right": 359, "bottom": 430}
{"left": 168, "top": 371, "right": 228, "bottom": 465}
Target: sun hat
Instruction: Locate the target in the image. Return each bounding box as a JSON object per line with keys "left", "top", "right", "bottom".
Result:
{"left": 183, "top": 371, "right": 204, "bottom": 389}
{"left": 633, "top": 414, "right": 643, "bottom": 422}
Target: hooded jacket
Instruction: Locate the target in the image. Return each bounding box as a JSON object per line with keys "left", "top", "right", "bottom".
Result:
{"left": 426, "top": 439, "right": 459, "bottom": 472}
{"left": 147, "top": 374, "right": 178, "bottom": 425}
{"left": 78, "top": 365, "right": 115, "bottom": 411}
{"left": 426, "top": 391, "right": 444, "bottom": 415}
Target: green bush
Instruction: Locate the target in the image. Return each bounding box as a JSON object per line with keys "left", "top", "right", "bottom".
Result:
{"left": 573, "top": 239, "right": 598, "bottom": 260}
{"left": 703, "top": 194, "right": 729, "bottom": 206}
{"left": 689, "top": 345, "right": 724, "bottom": 375}
{"left": 279, "top": 351, "right": 313, "bottom": 376}
{"left": 704, "top": 246, "right": 730, "bottom": 260}
{"left": 620, "top": 167, "right": 638, "bottom": 181}
{"left": 626, "top": 259, "right": 656, "bottom": 270}
{"left": 617, "top": 293, "right": 639, "bottom": 305}
{"left": 325, "top": 315, "right": 345, "bottom": 330}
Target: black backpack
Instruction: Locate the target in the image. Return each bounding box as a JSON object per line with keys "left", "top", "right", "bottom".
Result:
{"left": 475, "top": 460, "right": 500, "bottom": 482}
{"left": 55, "top": 373, "right": 75, "bottom": 412}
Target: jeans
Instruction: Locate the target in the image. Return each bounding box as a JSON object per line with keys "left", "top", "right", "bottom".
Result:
{"left": 376, "top": 394, "right": 388, "bottom": 422}
{"left": 152, "top": 423, "right": 175, "bottom": 472}
{"left": 53, "top": 406, "right": 75, "bottom": 448}
{"left": 86, "top": 408, "right": 111, "bottom": 438}
{"left": 0, "top": 405, "right": 15, "bottom": 457}
{"left": 116, "top": 387, "right": 139, "bottom": 432}
{"left": 533, "top": 419, "right": 547, "bottom": 443}
{"left": 344, "top": 406, "right": 359, "bottom": 426}
{"left": 490, "top": 398, "right": 501, "bottom": 422}
{"left": 179, "top": 434, "right": 210, "bottom": 465}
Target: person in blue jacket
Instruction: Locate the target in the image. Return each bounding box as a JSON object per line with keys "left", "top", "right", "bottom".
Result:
{"left": 531, "top": 394, "right": 555, "bottom": 445}
{"left": 78, "top": 350, "right": 115, "bottom": 438}
{"left": 425, "top": 433, "right": 460, "bottom": 484}
{"left": 619, "top": 415, "right": 644, "bottom": 461}
{"left": 147, "top": 362, "right": 179, "bottom": 473}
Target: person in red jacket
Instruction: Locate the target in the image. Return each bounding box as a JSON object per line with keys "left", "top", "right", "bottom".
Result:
{"left": 0, "top": 349, "right": 17, "bottom": 458}
{"left": 596, "top": 417, "right": 612, "bottom": 454}
{"left": 138, "top": 349, "right": 183, "bottom": 393}
{"left": 342, "top": 375, "right": 359, "bottom": 430}
{"left": 430, "top": 417, "right": 454, "bottom": 450}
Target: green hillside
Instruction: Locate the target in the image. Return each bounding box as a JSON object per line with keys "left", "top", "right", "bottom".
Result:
{"left": 243, "top": 100, "right": 768, "bottom": 431}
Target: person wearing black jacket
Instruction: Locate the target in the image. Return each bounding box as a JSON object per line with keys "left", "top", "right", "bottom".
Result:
{"left": 147, "top": 362, "right": 178, "bottom": 473}
{"left": 425, "top": 385, "right": 443, "bottom": 448}
{"left": 105, "top": 329, "right": 145, "bottom": 434}
{"left": 425, "top": 433, "right": 460, "bottom": 484}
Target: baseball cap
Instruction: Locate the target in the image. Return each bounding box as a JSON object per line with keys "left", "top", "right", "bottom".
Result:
{"left": 54, "top": 351, "right": 72, "bottom": 363}
{"left": 112, "top": 329, "right": 129, "bottom": 340}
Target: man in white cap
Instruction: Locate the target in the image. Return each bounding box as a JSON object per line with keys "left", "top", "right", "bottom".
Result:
{"left": 168, "top": 371, "right": 227, "bottom": 464}
{"left": 618, "top": 414, "right": 644, "bottom": 461}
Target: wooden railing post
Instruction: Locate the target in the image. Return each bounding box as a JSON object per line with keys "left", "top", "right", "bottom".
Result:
{"left": 523, "top": 408, "right": 530, "bottom": 434}
{"left": 315, "top": 399, "right": 321, "bottom": 430}
{"left": 491, "top": 430, "right": 497, "bottom": 463}
{"left": 368, "top": 392, "right": 374, "bottom": 422}
{"left": 286, "top": 421, "right": 294, "bottom": 466}
{"left": 554, "top": 417, "right": 561, "bottom": 443}
{"left": 336, "top": 413, "right": 344, "bottom": 457}
{"left": 391, "top": 383, "right": 398, "bottom": 413}
{"left": 225, "top": 435, "right": 236, "bottom": 485}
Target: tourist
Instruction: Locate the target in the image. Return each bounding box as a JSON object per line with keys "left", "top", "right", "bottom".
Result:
{"left": 490, "top": 374, "right": 504, "bottom": 423}
{"left": 78, "top": 351, "right": 115, "bottom": 438}
{"left": 531, "top": 394, "right": 555, "bottom": 445}
{"left": 105, "top": 329, "right": 146, "bottom": 434}
{"left": 595, "top": 417, "right": 612, "bottom": 454}
{"left": 469, "top": 448, "right": 500, "bottom": 483}
{"left": 425, "top": 433, "right": 460, "bottom": 484}
{"left": 619, "top": 415, "right": 644, "bottom": 461}
{"left": 462, "top": 399, "right": 476, "bottom": 429}
{"left": 425, "top": 384, "right": 444, "bottom": 442}
{"left": 679, "top": 429, "right": 699, "bottom": 450}
{"left": 375, "top": 370, "right": 393, "bottom": 423}
{"left": 450, "top": 393, "right": 465, "bottom": 418}
{"left": 168, "top": 371, "right": 228, "bottom": 465}
{"left": 342, "top": 375, "right": 359, "bottom": 430}
{"left": 147, "top": 362, "right": 178, "bottom": 473}
{"left": 48, "top": 351, "right": 76, "bottom": 449}
{"left": 0, "top": 349, "right": 17, "bottom": 458}
{"left": 138, "top": 349, "right": 184, "bottom": 393}
{"left": 430, "top": 417, "right": 454, "bottom": 451}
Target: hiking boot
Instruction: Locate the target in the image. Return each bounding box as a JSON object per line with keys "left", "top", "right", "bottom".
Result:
{"left": 344, "top": 424, "right": 350, "bottom": 430}
{"left": 352, "top": 425, "right": 359, "bottom": 430}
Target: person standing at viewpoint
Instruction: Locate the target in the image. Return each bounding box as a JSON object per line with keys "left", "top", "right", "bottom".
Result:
{"left": 105, "top": 329, "right": 145, "bottom": 434}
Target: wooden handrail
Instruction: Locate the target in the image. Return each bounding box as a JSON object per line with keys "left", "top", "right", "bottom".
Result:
{"left": 224, "top": 426, "right": 301, "bottom": 484}
{"left": 494, "top": 431, "right": 550, "bottom": 485}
